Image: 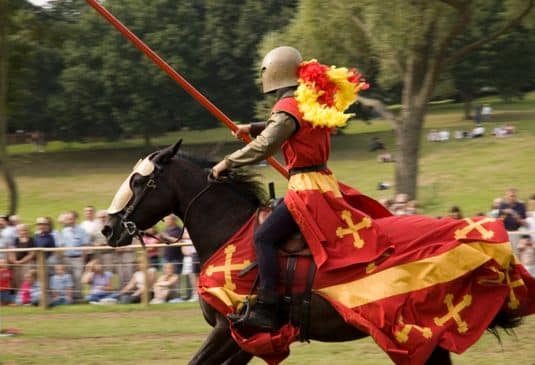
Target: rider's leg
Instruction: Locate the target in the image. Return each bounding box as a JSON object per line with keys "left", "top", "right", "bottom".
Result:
{"left": 242, "top": 201, "right": 298, "bottom": 330}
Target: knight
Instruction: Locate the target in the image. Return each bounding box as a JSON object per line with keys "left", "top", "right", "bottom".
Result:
{"left": 211, "top": 46, "right": 388, "bottom": 331}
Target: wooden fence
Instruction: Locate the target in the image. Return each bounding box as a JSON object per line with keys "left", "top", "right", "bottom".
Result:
{"left": 0, "top": 242, "right": 191, "bottom": 309}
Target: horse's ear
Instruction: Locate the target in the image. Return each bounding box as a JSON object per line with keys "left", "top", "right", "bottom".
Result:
{"left": 171, "top": 139, "right": 182, "bottom": 156}
{"left": 154, "top": 139, "right": 182, "bottom": 165}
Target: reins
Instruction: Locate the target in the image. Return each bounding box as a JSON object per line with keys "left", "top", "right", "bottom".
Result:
{"left": 119, "top": 167, "right": 225, "bottom": 249}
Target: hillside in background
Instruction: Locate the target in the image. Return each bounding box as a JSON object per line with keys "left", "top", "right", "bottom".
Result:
{"left": 2, "top": 93, "right": 534, "bottom": 222}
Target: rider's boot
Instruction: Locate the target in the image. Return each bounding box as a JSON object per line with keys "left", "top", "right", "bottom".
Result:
{"left": 240, "top": 289, "right": 278, "bottom": 331}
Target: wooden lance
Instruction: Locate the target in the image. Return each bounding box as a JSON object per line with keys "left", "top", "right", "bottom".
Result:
{"left": 85, "top": 0, "right": 289, "bottom": 179}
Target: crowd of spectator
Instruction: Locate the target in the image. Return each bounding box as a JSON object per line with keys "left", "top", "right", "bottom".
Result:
{"left": 1, "top": 188, "right": 534, "bottom": 307}
{"left": 0, "top": 206, "right": 199, "bottom": 307}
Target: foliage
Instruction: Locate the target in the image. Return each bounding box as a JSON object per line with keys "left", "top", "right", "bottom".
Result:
{"left": 6, "top": 0, "right": 64, "bottom": 134}
{"left": 6, "top": 0, "right": 297, "bottom": 143}
{"left": 449, "top": 0, "right": 535, "bottom": 113}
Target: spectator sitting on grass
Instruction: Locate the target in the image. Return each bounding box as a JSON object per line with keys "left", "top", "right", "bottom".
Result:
{"left": 391, "top": 193, "right": 410, "bottom": 215}
{"left": 376, "top": 152, "right": 394, "bottom": 163}
{"left": 82, "top": 258, "right": 114, "bottom": 304}
{"left": 368, "top": 137, "right": 385, "bottom": 152}
{"left": 15, "top": 269, "right": 40, "bottom": 306}
{"left": 49, "top": 264, "right": 73, "bottom": 307}
{"left": 151, "top": 262, "right": 179, "bottom": 304}
{"left": 471, "top": 124, "right": 485, "bottom": 138}
{"left": 108, "top": 260, "right": 156, "bottom": 304}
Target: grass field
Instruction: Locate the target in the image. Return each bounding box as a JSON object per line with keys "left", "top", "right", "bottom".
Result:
{"left": 2, "top": 93, "right": 534, "bottom": 222}
{"left": 1, "top": 304, "right": 535, "bottom": 365}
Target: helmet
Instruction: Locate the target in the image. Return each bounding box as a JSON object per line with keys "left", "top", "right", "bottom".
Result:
{"left": 260, "top": 46, "right": 302, "bottom": 94}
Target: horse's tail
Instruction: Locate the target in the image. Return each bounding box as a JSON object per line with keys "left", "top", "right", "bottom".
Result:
{"left": 487, "top": 309, "right": 523, "bottom": 342}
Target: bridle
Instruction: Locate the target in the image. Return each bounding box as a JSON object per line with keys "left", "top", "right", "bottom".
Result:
{"left": 117, "top": 160, "right": 218, "bottom": 248}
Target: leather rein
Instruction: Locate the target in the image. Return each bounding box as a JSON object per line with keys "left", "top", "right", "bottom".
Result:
{"left": 118, "top": 163, "right": 219, "bottom": 249}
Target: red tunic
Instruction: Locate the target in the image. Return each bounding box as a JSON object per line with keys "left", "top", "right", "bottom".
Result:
{"left": 273, "top": 97, "right": 392, "bottom": 271}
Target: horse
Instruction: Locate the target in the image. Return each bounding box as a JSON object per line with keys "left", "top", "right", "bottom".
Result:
{"left": 102, "top": 140, "right": 520, "bottom": 365}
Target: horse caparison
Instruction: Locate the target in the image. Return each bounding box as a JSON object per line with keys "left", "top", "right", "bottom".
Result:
{"left": 103, "top": 140, "right": 518, "bottom": 365}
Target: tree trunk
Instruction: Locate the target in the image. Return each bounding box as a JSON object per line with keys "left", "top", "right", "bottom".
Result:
{"left": 462, "top": 90, "right": 473, "bottom": 120}
{"left": 394, "top": 49, "right": 429, "bottom": 200}
{"left": 0, "top": 0, "right": 18, "bottom": 215}
{"left": 394, "top": 107, "right": 425, "bottom": 200}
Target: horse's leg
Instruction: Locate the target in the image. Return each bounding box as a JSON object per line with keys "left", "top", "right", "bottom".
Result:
{"left": 189, "top": 309, "right": 250, "bottom": 365}
{"left": 221, "top": 350, "right": 253, "bottom": 365}
{"left": 188, "top": 321, "right": 232, "bottom": 365}
{"left": 425, "top": 347, "right": 452, "bottom": 365}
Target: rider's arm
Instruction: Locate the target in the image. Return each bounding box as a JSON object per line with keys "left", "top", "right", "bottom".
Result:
{"left": 223, "top": 112, "right": 297, "bottom": 168}
{"left": 249, "top": 122, "right": 267, "bottom": 137}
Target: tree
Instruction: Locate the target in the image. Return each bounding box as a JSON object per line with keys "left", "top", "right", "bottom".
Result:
{"left": 198, "top": 0, "right": 298, "bottom": 123}
{"left": 451, "top": 1, "right": 535, "bottom": 117}
{"left": 7, "top": 2, "right": 65, "bottom": 135}
{"left": 0, "top": 0, "right": 18, "bottom": 215}
{"left": 261, "top": 0, "right": 533, "bottom": 198}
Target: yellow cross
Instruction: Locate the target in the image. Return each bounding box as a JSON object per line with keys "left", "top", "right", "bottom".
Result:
{"left": 205, "top": 244, "right": 250, "bottom": 291}
{"left": 336, "top": 210, "right": 372, "bottom": 248}
{"left": 395, "top": 315, "right": 433, "bottom": 343}
{"left": 505, "top": 268, "right": 525, "bottom": 310}
{"left": 454, "top": 218, "right": 495, "bottom": 240}
{"left": 433, "top": 293, "right": 472, "bottom": 333}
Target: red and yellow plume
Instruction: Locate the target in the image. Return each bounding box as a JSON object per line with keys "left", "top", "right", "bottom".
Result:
{"left": 295, "top": 60, "right": 369, "bottom": 128}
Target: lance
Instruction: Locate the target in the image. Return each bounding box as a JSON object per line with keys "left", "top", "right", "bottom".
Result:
{"left": 85, "top": 0, "right": 288, "bottom": 179}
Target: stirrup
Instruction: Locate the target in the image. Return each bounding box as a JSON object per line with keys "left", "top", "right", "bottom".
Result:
{"left": 227, "top": 297, "right": 252, "bottom": 327}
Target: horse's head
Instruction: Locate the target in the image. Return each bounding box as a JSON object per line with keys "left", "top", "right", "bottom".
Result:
{"left": 102, "top": 139, "right": 183, "bottom": 247}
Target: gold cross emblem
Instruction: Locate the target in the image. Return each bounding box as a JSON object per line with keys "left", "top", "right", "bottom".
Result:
{"left": 433, "top": 293, "right": 472, "bottom": 333}
{"left": 505, "top": 268, "right": 525, "bottom": 310}
{"left": 205, "top": 244, "right": 250, "bottom": 291}
{"left": 454, "top": 218, "right": 495, "bottom": 240}
{"left": 336, "top": 210, "right": 372, "bottom": 248}
{"left": 395, "top": 315, "right": 433, "bottom": 343}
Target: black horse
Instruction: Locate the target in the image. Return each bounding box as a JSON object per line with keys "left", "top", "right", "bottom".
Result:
{"left": 103, "top": 140, "right": 516, "bottom": 365}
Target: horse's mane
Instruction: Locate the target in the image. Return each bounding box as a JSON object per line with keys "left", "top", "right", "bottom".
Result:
{"left": 177, "top": 152, "right": 268, "bottom": 208}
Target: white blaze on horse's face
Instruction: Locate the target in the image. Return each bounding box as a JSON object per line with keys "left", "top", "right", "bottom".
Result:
{"left": 107, "top": 157, "right": 155, "bottom": 215}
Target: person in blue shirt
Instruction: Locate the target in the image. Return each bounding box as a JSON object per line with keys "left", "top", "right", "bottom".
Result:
{"left": 56, "top": 211, "right": 89, "bottom": 301}
{"left": 49, "top": 264, "right": 74, "bottom": 306}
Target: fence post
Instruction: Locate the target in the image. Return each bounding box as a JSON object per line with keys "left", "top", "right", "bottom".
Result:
{"left": 36, "top": 250, "right": 48, "bottom": 309}
{"left": 140, "top": 251, "right": 150, "bottom": 307}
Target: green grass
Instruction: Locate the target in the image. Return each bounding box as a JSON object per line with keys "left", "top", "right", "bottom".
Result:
{"left": 1, "top": 93, "right": 534, "bottom": 223}
{"left": 1, "top": 304, "right": 534, "bottom": 364}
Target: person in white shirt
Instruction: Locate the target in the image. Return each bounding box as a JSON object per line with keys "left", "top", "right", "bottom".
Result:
{"left": 56, "top": 211, "right": 89, "bottom": 301}
{"left": 80, "top": 206, "right": 100, "bottom": 244}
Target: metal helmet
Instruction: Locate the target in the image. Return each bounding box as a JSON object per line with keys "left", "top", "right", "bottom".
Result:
{"left": 260, "top": 46, "right": 302, "bottom": 94}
